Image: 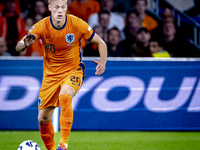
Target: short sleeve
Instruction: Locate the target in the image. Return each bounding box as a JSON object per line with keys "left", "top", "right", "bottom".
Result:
{"left": 77, "top": 18, "right": 95, "bottom": 41}
{"left": 27, "top": 20, "right": 44, "bottom": 40}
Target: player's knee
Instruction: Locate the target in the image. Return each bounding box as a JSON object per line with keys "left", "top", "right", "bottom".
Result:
{"left": 59, "top": 85, "right": 76, "bottom": 97}
{"left": 38, "top": 115, "right": 51, "bottom": 123}
{"left": 60, "top": 94, "right": 72, "bottom": 102}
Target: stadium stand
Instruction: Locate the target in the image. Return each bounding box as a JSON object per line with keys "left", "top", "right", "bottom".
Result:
{"left": 148, "top": 0, "right": 200, "bottom": 50}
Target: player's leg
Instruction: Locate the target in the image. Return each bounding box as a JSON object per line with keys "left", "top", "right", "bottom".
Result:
{"left": 38, "top": 107, "right": 56, "bottom": 150}
{"left": 58, "top": 73, "right": 84, "bottom": 149}
{"left": 58, "top": 85, "right": 75, "bottom": 149}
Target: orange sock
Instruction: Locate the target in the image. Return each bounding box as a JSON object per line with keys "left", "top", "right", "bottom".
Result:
{"left": 39, "top": 122, "right": 55, "bottom": 150}
{"left": 49, "top": 146, "right": 55, "bottom": 150}
{"left": 59, "top": 94, "right": 73, "bottom": 144}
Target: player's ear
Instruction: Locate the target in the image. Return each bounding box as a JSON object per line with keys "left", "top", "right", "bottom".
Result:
{"left": 48, "top": 4, "right": 51, "bottom": 11}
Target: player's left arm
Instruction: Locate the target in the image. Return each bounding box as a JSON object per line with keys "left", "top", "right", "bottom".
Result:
{"left": 90, "top": 33, "right": 107, "bottom": 76}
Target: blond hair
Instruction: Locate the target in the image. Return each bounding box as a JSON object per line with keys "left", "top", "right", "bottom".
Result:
{"left": 48, "top": 0, "right": 67, "bottom": 4}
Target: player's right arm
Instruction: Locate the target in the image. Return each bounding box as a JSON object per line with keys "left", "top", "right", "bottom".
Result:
{"left": 16, "top": 33, "right": 36, "bottom": 52}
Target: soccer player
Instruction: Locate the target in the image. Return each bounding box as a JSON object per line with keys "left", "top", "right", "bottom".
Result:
{"left": 15, "top": 0, "right": 107, "bottom": 150}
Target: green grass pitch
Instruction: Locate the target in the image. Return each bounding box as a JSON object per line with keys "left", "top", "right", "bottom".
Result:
{"left": 0, "top": 131, "right": 200, "bottom": 150}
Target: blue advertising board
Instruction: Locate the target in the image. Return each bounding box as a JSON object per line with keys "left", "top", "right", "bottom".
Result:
{"left": 0, "top": 57, "right": 200, "bottom": 131}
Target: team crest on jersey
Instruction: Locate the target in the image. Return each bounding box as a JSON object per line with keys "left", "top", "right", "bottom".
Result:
{"left": 66, "top": 33, "right": 75, "bottom": 43}
{"left": 38, "top": 98, "right": 42, "bottom": 106}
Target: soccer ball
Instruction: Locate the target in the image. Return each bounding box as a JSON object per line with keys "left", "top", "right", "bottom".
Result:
{"left": 17, "top": 140, "right": 41, "bottom": 150}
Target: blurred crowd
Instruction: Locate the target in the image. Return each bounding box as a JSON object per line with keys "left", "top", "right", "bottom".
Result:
{"left": 0, "top": 0, "right": 200, "bottom": 57}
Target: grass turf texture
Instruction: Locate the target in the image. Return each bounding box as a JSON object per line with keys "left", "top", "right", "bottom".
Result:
{"left": 0, "top": 131, "right": 200, "bottom": 150}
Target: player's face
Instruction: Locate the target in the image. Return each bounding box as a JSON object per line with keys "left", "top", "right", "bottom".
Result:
{"left": 49, "top": 0, "right": 67, "bottom": 22}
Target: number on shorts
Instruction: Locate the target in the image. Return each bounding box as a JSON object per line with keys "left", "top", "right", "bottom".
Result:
{"left": 70, "top": 76, "right": 81, "bottom": 86}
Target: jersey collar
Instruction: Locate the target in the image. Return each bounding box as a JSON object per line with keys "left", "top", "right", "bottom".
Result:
{"left": 50, "top": 15, "right": 67, "bottom": 30}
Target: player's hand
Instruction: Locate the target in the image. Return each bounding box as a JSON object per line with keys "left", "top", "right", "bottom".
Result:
{"left": 24, "top": 33, "right": 36, "bottom": 47}
{"left": 92, "top": 60, "right": 106, "bottom": 75}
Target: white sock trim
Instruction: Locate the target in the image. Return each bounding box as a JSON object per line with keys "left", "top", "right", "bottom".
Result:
{"left": 64, "top": 143, "right": 68, "bottom": 149}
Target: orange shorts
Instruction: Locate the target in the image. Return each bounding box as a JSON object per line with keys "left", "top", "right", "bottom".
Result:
{"left": 38, "top": 65, "right": 85, "bottom": 110}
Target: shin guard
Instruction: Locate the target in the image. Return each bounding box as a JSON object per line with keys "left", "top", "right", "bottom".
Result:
{"left": 39, "top": 122, "right": 55, "bottom": 150}
{"left": 59, "top": 94, "right": 73, "bottom": 144}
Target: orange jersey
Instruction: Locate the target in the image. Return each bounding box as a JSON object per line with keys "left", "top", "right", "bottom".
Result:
{"left": 25, "top": 39, "right": 44, "bottom": 56}
{"left": 28, "top": 15, "right": 94, "bottom": 79}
